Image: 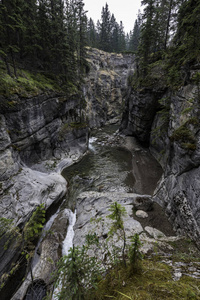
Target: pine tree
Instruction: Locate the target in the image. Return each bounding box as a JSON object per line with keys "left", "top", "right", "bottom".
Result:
{"left": 37, "top": 0, "right": 51, "bottom": 69}
{"left": 110, "top": 14, "right": 119, "bottom": 52}
{"left": 20, "top": 0, "right": 39, "bottom": 67}
{"left": 0, "top": 0, "right": 24, "bottom": 76}
{"left": 118, "top": 21, "right": 126, "bottom": 52}
{"left": 129, "top": 19, "right": 141, "bottom": 52}
{"left": 99, "top": 3, "right": 111, "bottom": 52}
{"left": 175, "top": 0, "right": 200, "bottom": 65}
{"left": 107, "top": 202, "right": 127, "bottom": 267}
{"left": 87, "top": 18, "right": 97, "bottom": 48}
{"left": 138, "top": 0, "right": 156, "bottom": 74}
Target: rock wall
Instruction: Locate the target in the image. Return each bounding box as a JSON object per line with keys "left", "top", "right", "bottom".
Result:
{"left": 151, "top": 84, "right": 200, "bottom": 248}
{"left": 0, "top": 48, "right": 135, "bottom": 298}
{"left": 0, "top": 92, "right": 89, "bottom": 223}
{"left": 0, "top": 92, "right": 89, "bottom": 299}
{"left": 120, "top": 69, "right": 200, "bottom": 248}
{"left": 83, "top": 47, "right": 135, "bottom": 128}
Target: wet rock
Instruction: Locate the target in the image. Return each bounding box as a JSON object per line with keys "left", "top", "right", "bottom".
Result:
{"left": 0, "top": 167, "right": 67, "bottom": 225}
{"left": 133, "top": 196, "right": 154, "bottom": 211}
{"left": 136, "top": 210, "right": 148, "bottom": 218}
{"left": 120, "top": 89, "right": 162, "bottom": 143}
{"left": 11, "top": 209, "right": 69, "bottom": 300}
{"left": 151, "top": 84, "right": 200, "bottom": 248}
{"left": 73, "top": 191, "right": 181, "bottom": 260}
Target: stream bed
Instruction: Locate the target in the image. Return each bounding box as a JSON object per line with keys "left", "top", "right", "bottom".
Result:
{"left": 62, "top": 125, "right": 163, "bottom": 202}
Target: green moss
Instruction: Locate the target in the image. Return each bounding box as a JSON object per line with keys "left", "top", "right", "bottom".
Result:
{"left": 170, "top": 120, "right": 198, "bottom": 151}
{"left": 181, "top": 107, "right": 194, "bottom": 115}
{"left": 59, "top": 122, "right": 88, "bottom": 139}
{"left": 170, "top": 126, "right": 195, "bottom": 143}
{"left": 0, "top": 61, "right": 61, "bottom": 97}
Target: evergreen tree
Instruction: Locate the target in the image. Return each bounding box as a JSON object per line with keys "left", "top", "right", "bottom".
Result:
{"left": 87, "top": 18, "right": 97, "bottom": 48}
{"left": 110, "top": 14, "right": 119, "bottom": 52}
{"left": 118, "top": 21, "right": 126, "bottom": 52}
{"left": 99, "top": 3, "right": 111, "bottom": 52}
{"left": 138, "top": 0, "right": 156, "bottom": 74}
{"left": 20, "top": 0, "right": 39, "bottom": 67}
{"left": 175, "top": 0, "right": 200, "bottom": 65}
{"left": 0, "top": 0, "right": 24, "bottom": 76}
{"left": 37, "top": 0, "right": 52, "bottom": 69}
{"left": 76, "top": 0, "right": 88, "bottom": 77}
{"left": 129, "top": 19, "right": 141, "bottom": 52}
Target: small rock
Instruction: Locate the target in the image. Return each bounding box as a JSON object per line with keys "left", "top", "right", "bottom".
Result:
{"left": 145, "top": 226, "right": 166, "bottom": 239}
{"left": 135, "top": 210, "right": 148, "bottom": 218}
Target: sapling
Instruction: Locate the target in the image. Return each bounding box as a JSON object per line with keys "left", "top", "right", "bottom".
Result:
{"left": 107, "top": 202, "right": 127, "bottom": 267}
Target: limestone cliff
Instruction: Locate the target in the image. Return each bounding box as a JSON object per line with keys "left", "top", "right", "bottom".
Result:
{"left": 0, "top": 48, "right": 135, "bottom": 299}
{"left": 0, "top": 92, "right": 89, "bottom": 223}
{"left": 0, "top": 91, "right": 89, "bottom": 298}
{"left": 83, "top": 47, "right": 135, "bottom": 127}
{"left": 120, "top": 65, "right": 200, "bottom": 248}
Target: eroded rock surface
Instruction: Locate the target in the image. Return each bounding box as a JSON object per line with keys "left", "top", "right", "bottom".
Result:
{"left": 84, "top": 48, "right": 135, "bottom": 127}
{"left": 120, "top": 69, "right": 200, "bottom": 247}
{"left": 73, "top": 191, "right": 179, "bottom": 257}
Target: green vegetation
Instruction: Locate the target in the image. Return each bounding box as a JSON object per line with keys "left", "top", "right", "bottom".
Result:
{"left": 0, "top": 204, "right": 46, "bottom": 291}
{"left": 170, "top": 118, "right": 199, "bottom": 151}
{"left": 0, "top": 64, "right": 60, "bottom": 97}
{"left": 107, "top": 202, "right": 127, "bottom": 267}
{"left": 53, "top": 202, "right": 143, "bottom": 300}
{"left": 131, "top": 0, "right": 200, "bottom": 91}
{"left": 87, "top": 259, "right": 200, "bottom": 300}
{"left": 52, "top": 202, "right": 200, "bottom": 300}
{"left": 0, "top": 0, "right": 88, "bottom": 95}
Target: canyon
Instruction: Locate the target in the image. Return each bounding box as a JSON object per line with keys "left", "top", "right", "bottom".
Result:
{"left": 0, "top": 48, "right": 199, "bottom": 299}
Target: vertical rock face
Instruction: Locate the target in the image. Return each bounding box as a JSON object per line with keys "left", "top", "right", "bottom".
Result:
{"left": 0, "top": 92, "right": 89, "bottom": 299}
{"left": 120, "top": 89, "right": 162, "bottom": 143}
{"left": 121, "top": 69, "right": 200, "bottom": 247}
{"left": 0, "top": 92, "right": 89, "bottom": 223}
{"left": 151, "top": 83, "right": 200, "bottom": 248}
{"left": 84, "top": 48, "right": 135, "bottom": 127}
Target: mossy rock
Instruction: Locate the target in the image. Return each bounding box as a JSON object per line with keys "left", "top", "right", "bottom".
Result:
{"left": 170, "top": 119, "right": 198, "bottom": 151}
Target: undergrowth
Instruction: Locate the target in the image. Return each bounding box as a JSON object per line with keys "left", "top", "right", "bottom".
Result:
{"left": 86, "top": 260, "right": 200, "bottom": 300}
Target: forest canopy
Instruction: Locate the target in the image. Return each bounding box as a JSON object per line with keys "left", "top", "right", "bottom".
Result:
{"left": 0, "top": 0, "right": 199, "bottom": 91}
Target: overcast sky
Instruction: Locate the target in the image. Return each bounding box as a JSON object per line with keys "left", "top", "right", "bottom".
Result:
{"left": 83, "top": 0, "right": 142, "bottom": 33}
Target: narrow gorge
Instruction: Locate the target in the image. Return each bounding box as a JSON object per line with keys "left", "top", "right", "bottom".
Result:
{"left": 0, "top": 48, "right": 199, "bottom": 299}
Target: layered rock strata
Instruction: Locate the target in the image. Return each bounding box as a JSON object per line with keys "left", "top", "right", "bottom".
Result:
{"left": 120, "top": 70, "right": 200, "bottom": 247}
{"left": 0, "top": 92, "right": 89, "bottom": 299}
{"left": 83, "top": 47, "right": 135, "bottom": 127}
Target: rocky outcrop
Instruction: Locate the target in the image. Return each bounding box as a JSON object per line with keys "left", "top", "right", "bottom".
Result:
{"left": 73, "top": 191, "right": 180, "bottom": 259}
{"left": 151, "top": 83, "right": 200, "bottom": 248}
{"left": 83, "top": 47, "right": 135, "bottom": 128}
{"left": 120, "top": 69, "right": 200, "bottom": 247}
{"left": 120, "top": 89, "right": 162, "bottom": 143}
{"left": 0, "top": 92, "right": 89, "bottom": 223}
{"left": 0, "top": 91, "right": 89, "bottom": 299}
{"left": 0, "top": 48, "right": 135, "bottom": 298}
{"left": 11, "top": 209, "right": 70, "bottom": 300}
